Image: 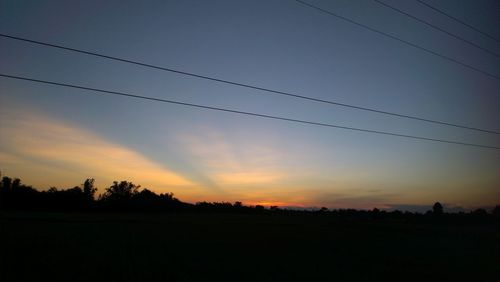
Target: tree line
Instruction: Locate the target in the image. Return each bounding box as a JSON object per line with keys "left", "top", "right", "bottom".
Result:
{"left": 0, "top": 176, "right": 186, "bottom": 212}
{"left": 1, "top": 175, "right": 499, "bottom": 220}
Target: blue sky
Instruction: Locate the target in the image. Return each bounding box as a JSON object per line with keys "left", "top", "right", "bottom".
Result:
{"left": 1, "top": 0, "right": 499, "bottom": 210}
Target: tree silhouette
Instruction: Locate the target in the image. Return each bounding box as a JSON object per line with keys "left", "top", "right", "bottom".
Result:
{"left": 99, "top": 181, "right": 142, "bottom": 210}
{"left": 432, "top": 202, "right": 443, "bottom": 215}
{"left": 101, "top": 181, "right": 140, "bottom": 201}
{"left": 1, "top": 176, "right": 12, "bottom": 193}
{"left": 1, "top": 174, "right": 499, "bottom": 222}
{"left": 11, "top": 178, "right": 21, "bottom": 191}
{"left": 161, "top": 192, "right": 176, "bottom": 201}
{"left": 1, "top": 177, "right": 39, "bottom": 210}
{"left": 0, "top": 176, "right": 11, "bottom": 208}
{"left": 83, "top": 178, "right": 97, "bottom": 202}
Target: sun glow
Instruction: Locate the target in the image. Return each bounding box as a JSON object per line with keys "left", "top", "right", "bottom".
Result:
{"left": 246, "top": 201, "right": 298, "bottom": 207}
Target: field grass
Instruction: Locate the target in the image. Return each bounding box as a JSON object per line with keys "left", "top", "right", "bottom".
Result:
{"left": 0, "top": 212, "right": 499, "bottom": 282}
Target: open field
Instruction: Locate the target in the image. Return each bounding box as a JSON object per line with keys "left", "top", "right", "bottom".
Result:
{"left": 1, "top": 212, "right": 499, "bottom": 282}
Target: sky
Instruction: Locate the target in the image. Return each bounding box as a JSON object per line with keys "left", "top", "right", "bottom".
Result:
{"left": 1, "top": 0, "right": 499, "bottom": 211}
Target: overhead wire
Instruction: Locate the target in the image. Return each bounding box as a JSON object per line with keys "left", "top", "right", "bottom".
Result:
{"left": 373, "top": 0, "right": 500, "bottom": 58}
{"left": 1, "top": 73, "right": 498, "bottom": 150}
{"left": 293, "top": 0, "right": 500, "bottom": 81}
{"left": 1, "top": 33, "right": 498, "bottom": 135}
{"left": 416, "top": 0, "right": 500, "bottom": 44}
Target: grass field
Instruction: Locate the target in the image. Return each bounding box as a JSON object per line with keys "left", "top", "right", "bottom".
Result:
{"left": 0, "top": 212, "right": 499, "bottom": 282}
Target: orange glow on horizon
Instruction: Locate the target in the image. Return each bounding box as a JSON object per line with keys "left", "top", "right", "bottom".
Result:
{"left": 244, "top": 201, "right": 303, "bottom": 207}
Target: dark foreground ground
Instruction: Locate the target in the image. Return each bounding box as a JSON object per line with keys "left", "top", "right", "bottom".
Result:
{"left": 0, "top": 212, "right": 499, "bottom": 282}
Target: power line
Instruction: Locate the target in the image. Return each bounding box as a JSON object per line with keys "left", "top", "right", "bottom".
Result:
{"left": 416, "top": 0, "right": 500, "bottom": 44}
{"left": 1, "top": 73, "right": 498, "bottom": 150}
{"left": 374, "top": 0, "right": 500, "bottom": 58}
{"left": 293, "top": 0, "right": 500, "bottom": 81}
{"left": 1, "top": 34, "right": 499, "bottom": 135}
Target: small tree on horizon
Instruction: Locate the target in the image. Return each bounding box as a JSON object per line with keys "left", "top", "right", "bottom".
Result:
{"left": 433, "top": 202, "right": 444, "bottom": 215}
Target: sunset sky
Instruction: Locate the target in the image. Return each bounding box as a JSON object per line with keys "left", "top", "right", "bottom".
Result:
{"left": 1, "top": 0, "right": 499, "bottom": 211}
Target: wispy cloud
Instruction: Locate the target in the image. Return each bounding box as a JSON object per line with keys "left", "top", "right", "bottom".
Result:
{"left": 0, "top": 110, "right": 194, "bottom": 196}
{"left": 176, "top": 126, "right": 288, "bottom": 187}
{"left": 2, "top": 109, "right": 496, "bottom": 209}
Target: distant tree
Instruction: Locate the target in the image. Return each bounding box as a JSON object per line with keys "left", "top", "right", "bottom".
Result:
{"left": 0, "top": 176, "right": 11, "bottom": 208}
{"left": 1, "top": 176, "right": 12, "bottom": 192}
{"left": 234, "top": 201, "right": 243, "bottom": 208}
{"left": 371, "top": 208, "right": 381, "bottom": 219}
{"left": 82, "top": 178, "right": 97, "bottom": 201}
{"left": 132, "top": 188, "right": 160, "bottom": 209}
{"left": 11, "top": 178, "right": 21, "bottom": 191}
{"left": 0, "top": 177, "right": 39, "bottom": 210}
{"left": 67, "top": 186, "right": 84, "bottom": 195}
{"left": 161, "top": 192, "right": 175, "bottom": 201}
{"left": 136, "top": 188, "right": 157, "bottom": 198}
{"left": 433, "top": 202, "right": 444, "bottom": 216}
{"left": 101, "top": 181, "right": 140, "bottom": 201}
